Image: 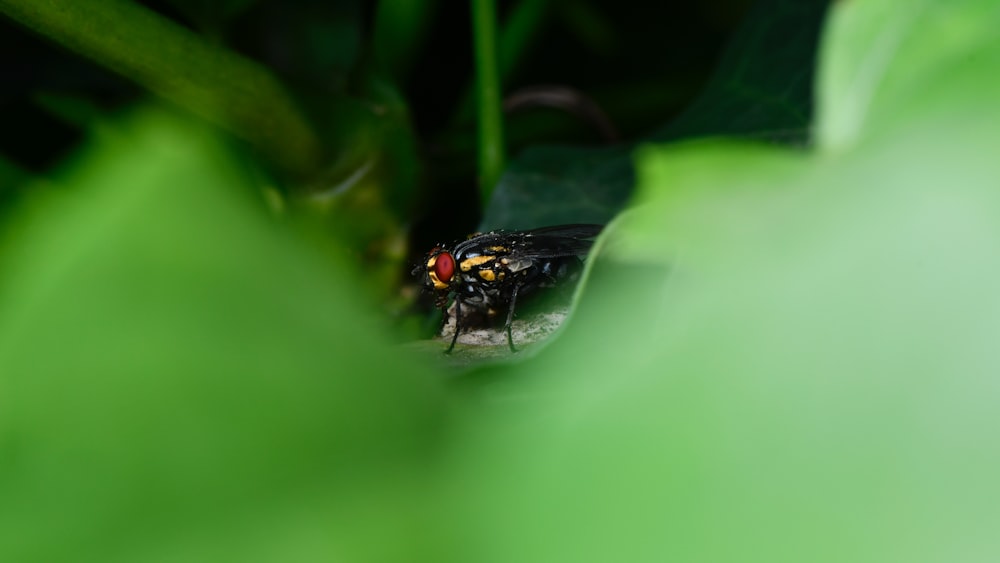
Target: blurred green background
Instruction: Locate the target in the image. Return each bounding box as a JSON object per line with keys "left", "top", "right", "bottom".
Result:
{"left": 3, "top": 0, "right": 1000, "bottom": 561}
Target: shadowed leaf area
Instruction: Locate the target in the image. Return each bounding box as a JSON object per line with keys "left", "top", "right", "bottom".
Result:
{"left": 480, "top": 0, "right": 828, "bottom": 231}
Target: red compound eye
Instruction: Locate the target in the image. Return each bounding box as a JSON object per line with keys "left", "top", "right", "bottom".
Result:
{"left": 434, "top": 252, "right": 455, "bottom": 283}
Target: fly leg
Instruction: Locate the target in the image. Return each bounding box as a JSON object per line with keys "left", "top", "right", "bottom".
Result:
{"left": 445, "top": 297, "right": 461, "bottom": 354}
{"left": 503, "top": 283, "right": 521, "bottom": 352}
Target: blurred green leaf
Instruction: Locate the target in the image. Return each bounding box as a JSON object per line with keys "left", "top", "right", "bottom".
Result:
{"left": 449, "top": 0, "right": 1000, "bottom": 561}
{"left": 816, "top": 0, "right": 999, "bottom": 150}
{"left": 0, "top": 109, "right": 446, "bottom": 562}
{"left": 7, "top": 0, "right": 1000, "bottom": 560}
{"left": 32, "top": 91, "right": 107, "bottom": 129}
{"left": 265, "top": 1, "right": 364, "bottom": 93}
{"left": 0, "top": 0, "right": 325, "bottom": 176}
{"left": 0, "top": 153, "right": 34, "bottom": 197}
{"left": 293, "top": 73, "right": 421, "bottom": 302}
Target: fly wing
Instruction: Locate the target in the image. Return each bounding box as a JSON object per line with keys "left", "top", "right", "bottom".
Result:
{"left": 450, "top": 224, "right": 602, "bottom": 259}
{"left": 522, "top": 224, "right": 603, "bottom": 239}
{"left": 516, "top": 224, "right": 602, "bottom": 258}
{"left": 451, "top": 231, "right": 512, "bottom": 256}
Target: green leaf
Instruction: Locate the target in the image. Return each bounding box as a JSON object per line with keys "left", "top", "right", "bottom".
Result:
{"left": 0, "top": 0, "right": 324, "bottom": 176}
{"left": 449, "top": 1, "right": 1000, "bottom": 561}
{"left": 0, "top": 109, "right": 446, "bottom": 562}
{"left": 817, "top": 0, "right": 1000, "bottom": 150}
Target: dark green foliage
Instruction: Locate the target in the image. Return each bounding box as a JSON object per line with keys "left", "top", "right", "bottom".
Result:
{"left": 480, "top": 145, "right": 632, "bottom": 230}
{"left": 482, "top": 0, "right": 828, "bottom": 231}
{"left": 651, "top": 0, "right": 828, "bottom": 143}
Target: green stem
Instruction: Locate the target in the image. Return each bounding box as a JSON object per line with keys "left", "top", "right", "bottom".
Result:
{"left": 472, "top": 0, "right": 505, "bottom": 205}
{"left": 0, "top": 0, "right": 324, "bottom": 177}
{"left": 450, "top": 0, "right": 548, "bottom": 133}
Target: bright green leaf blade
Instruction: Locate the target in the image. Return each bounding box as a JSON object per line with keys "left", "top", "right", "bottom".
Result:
{"left": 455, "top": 124, "right": 1000, "bottom": 563}
{"left": 449, "top": 3, "right": 1000, "bottom": 561}
{"left": 0, "top": 109, "right": 445, "bottom": 562}
{"left": 817, "top": 0, "right": 1000, "bottom": 150}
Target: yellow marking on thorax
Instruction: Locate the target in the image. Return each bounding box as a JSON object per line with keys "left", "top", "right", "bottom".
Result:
{"left": 487, "top": 245, "right": 509, "bottom": 253}
{"left": 478, "top": 269, "right": 496, "bottom": 282}
{"left": 460, "top": 255, "right": 496, "bottom": 271}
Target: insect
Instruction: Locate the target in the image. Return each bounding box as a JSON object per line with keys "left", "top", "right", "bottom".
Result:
{"left": 413, "top": 224, "right": 602, "bottom": 353}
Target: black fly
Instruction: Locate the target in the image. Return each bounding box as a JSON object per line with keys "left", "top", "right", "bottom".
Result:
{"left": 413, "top": 224, "right": 602, "bottom": 353}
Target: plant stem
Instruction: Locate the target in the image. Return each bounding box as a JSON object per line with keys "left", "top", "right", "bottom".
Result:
{"left": 450, "top": 0, "right": 549, "bottom": 128}
{"left": 472, "top": 0, "right": 505, "bottom": 205}
{"left": 0, "top": 0, "right": 324, "bottom": 177}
